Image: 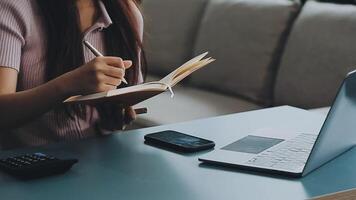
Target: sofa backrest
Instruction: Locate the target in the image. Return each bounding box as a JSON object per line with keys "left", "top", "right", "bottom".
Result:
{"left": 142, "top": 0, "right": 209, "bottom": 76}
{"left": 190, "top": 0, "right": 300, "bottom": 105}
{"left": 274, "top": 1, "right": 356, "bottom": 108}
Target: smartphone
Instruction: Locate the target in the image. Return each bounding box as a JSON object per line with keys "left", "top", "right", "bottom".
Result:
{"left": 144, "top": 130, "right": 215, "bottom": 153}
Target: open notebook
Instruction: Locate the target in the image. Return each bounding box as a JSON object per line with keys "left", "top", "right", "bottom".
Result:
{"left": 64, "top": 52, "right": 215, "bottom": 106}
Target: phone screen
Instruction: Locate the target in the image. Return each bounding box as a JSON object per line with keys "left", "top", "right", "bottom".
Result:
{"left": 144, "top": 130, "right": 215, "bottom": 152}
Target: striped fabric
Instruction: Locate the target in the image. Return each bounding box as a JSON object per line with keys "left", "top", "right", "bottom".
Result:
{"left": 0, "top": 0, "right": 143, "bottom": 149}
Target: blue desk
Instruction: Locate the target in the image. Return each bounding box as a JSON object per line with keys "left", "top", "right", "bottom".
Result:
{"left": 0, "top": 106, "right": 355, "bottom": 200}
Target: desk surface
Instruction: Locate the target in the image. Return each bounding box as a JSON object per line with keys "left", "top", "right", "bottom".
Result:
{"left": 1, "top": 106, "right": 355, "bottom": 200}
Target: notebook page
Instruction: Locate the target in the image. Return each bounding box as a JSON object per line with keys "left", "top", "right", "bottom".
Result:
{"left": 159, "top": 52, "right": 208, "bottom": 85}
{"left": 170, "top": 58, "right": 215, "bottom": 87}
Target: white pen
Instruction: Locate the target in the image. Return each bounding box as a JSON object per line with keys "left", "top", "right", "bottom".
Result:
{"left": 83, "top": 40, "right": 128, "bottom": 85}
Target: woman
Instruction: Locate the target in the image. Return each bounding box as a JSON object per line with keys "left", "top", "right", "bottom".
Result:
{"left": 0, "top": 0, "right": 145, "bottom": 149}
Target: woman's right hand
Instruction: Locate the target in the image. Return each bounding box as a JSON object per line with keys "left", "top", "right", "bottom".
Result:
{"left": 57, "top": 57, "right": 132, "bottom": 97}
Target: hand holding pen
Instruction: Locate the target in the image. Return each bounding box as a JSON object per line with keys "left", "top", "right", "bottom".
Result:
{"left": 84, "top": 40, "right": 129, "bottom": 84}
{"left": 83, "top": 40, "right": 147, "bottom": 116}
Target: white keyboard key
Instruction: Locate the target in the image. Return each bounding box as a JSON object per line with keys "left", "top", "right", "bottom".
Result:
{"left": 245, "top": 133, "right": 317, "bottom": 171}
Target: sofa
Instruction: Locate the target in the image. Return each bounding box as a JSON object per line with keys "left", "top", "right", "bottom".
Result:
{"left": 133, "top": 0, "right": 356, "bottom": 127}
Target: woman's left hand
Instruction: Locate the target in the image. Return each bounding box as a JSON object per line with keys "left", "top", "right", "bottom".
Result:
{"left": 97, "top": 104, "right": 137, "bottom": 131}
{"left": 123, "top": 106, "right": 137, "bottom": 125}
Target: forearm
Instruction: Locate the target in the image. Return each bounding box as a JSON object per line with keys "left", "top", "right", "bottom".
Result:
{"left": 0, "top": 77, "right": 69, "bottom": 130}
{"left": 0, "top": 56, "right": 129, "bottom": 130}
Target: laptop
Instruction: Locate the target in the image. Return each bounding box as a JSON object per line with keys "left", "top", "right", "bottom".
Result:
{"left": 199, "top": 70, "right": 356, "bottom": 177}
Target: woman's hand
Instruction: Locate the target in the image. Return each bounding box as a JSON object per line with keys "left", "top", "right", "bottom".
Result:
{"left": 54, "top": 57, "right": 137, "bottom": 132}
{"left": 124, "top": 106, "right": 137, "bottom": 124}
{"left": 57, "top": 57, "right": 132, "bottom": 97}
{"left": 96, "top": 105, "right": 137, "bottom": 131}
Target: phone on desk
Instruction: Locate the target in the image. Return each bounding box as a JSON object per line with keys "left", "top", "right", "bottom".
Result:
{"left": 144, "top": 130, "right": 215, "bottom": 153}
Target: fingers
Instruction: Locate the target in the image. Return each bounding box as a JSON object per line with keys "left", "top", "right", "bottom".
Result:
{"left": 123, "top": 60, "right": 132, "bottom": 69}
{"left": 98, "top": 84, "right": 117, "bottom": 92}
{"left": 96, "top": 104, "right": 125, "bottom": 131}
{"left": 97, "top": 57, "right": 132, "bottom": 82}
{"left": 127, "top": 107, "right": 137, "bottom": 120}
{"left": 88, "top": 57, "right": 133, "bottom": 93}
{"left": 103, "top": 66, "right": 125, "bottom": 79}
{"left": 104, "top": 76, "right": 122, "bottom": 87}
{"left": 94, "top": 58, "right": 132, "bottom": 86}
{"left": 99, "top": 57, "right": 133, "bottom": 70}
{"left": 99, "top": 57, "right": 123, "bottom": 66}
{"left": 124, "top": 106, "right": 137, "bottom": 125}
{"left": 96, "top": 105, "right": 138, "bottom": 131}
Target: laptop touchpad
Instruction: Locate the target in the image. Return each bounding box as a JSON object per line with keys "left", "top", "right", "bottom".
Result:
{"left": 222, "top": 135, "right": 284, "bottom": 154}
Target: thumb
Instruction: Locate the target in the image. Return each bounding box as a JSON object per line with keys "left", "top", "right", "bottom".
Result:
{"left": 123, "top": 60, "right": 132, "bottom": 69}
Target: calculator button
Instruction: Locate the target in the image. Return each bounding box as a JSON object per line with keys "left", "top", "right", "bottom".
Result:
{"left": 33, "top": 153, "right": 47, "bottom": 157}
{"left": 8, "top": 162, "right": 18, "bottom": 167}
{"left": 0, "top": 153, "right": 78, "bottom": 179}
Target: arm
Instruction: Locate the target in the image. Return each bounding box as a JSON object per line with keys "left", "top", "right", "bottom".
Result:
{"left": 0, "top": 1, "right": 132, "bottom": 131}
{"left": 0, "top": 67, "right": 68, "bottom": 130}
{"left": 0, "top": 57, "right": 132, "bottom": 131}
{"left": 0, "top": 1, "right": 67, "bottom": 130}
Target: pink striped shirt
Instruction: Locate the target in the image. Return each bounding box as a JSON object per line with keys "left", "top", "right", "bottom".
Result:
{"left": 0, "top": 0, "right": 143, "bottom": 149}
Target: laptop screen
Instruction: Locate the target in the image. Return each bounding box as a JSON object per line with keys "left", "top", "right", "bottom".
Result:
{"left": 303, "top": 71, "right": 356, "bottom": 176}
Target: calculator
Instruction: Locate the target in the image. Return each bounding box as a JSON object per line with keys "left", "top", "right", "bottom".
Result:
{"left": 0, "top": 152, "right": 78, "bottom": 179}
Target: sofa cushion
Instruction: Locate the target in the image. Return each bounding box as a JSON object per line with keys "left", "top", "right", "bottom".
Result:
{"left": 191, "top": 0, "right": 300, "bottom": 105}
{"left": 274, "top": 1, "right": 356, "bottom": 109}
{"left": 142, "top": 0, "right": 209, "bottom": 76}
{"left": 134, "top": 75, "right": 261, "bottom": 126}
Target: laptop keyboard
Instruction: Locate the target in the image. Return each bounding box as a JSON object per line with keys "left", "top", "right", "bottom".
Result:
{"left": 245, "top": 133, "right": 317, "bottom": 171}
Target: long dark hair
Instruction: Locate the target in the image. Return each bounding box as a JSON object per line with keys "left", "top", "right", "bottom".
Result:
{"left": 36, "top": 0, "right": 146, "bottom": 120}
